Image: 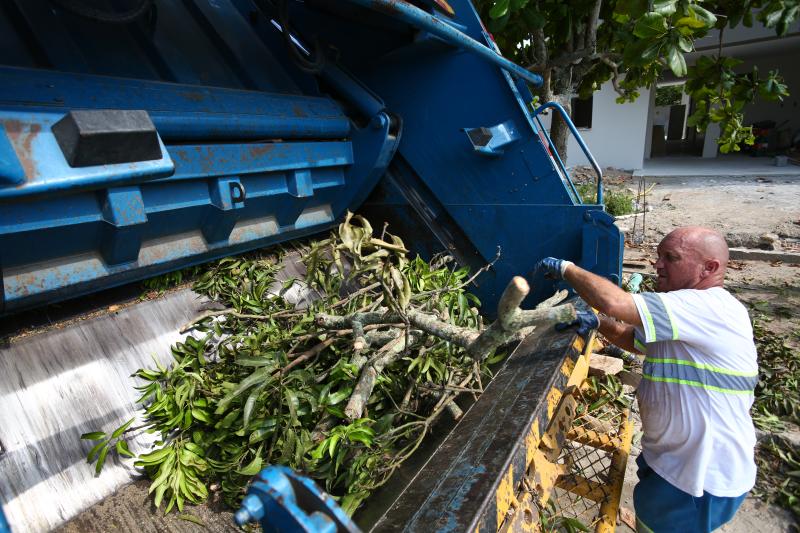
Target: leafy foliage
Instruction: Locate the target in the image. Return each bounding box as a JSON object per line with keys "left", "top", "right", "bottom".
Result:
{"left": 576, "top": 183, "right": 635, "bottom": 216}
{"left": 140, "top": 266, "right": 201, "bottom": 297}
{"left": 475, "top": 0, "right": 798, "bottom": 155}
{"left": 655, "top": 84, "right": 684, "bottom": 106}
{"left": 83, "top": 213, "right": 497, "bottom": 515}
{"left": 747, "top": 307, "right": 800, "bottom": 520}
{"left": 751, "top": 317, "right": 799, "bottom": 428}
{"left": 754, "top": 439, "right": 800, "bottom": 520}
{"left": 685, "top": 56, "right": 788, "bottom": 153}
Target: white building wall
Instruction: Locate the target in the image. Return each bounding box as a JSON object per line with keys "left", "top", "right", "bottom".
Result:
{"left": 559, "top": 81, "right": 651, "bottom": 171}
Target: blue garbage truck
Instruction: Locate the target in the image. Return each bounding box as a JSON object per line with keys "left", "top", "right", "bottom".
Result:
{"left": 0, "top": 1, "right": 627, "bottom": 531}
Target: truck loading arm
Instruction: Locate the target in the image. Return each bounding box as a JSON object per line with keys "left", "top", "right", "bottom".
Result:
{"left": 340, "top": 0, "right": 544, "bottom": 87}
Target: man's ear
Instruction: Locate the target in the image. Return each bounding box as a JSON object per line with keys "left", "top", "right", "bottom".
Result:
{"left": 700, "top": 259, "right": 721, "bottom": 278}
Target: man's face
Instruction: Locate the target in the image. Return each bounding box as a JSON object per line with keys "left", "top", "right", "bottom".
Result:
{"left": 654, "top": 233, "right": 703, "bottom": 292}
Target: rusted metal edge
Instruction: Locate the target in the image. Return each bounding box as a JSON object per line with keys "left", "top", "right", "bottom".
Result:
{"left": 369, "top": 312, "right": 588, "bottom": 532}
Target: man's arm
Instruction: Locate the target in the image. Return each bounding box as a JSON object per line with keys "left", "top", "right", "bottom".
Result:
{"left": 540, "top": 261, "right": 642, "bottom": 327}
{"left": 598, "top": 315, "right": 641, "bottom": 354}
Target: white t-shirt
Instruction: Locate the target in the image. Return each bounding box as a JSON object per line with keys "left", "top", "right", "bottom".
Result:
{"left": 632, "top": 287, "right": 758, "bottom": 498}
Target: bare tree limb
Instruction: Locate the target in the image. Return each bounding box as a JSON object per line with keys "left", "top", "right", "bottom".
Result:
{"left": 536, "top": 289, "right": 569, "bottom": 309}
{"left": 532, "top": 26, "right": 548, "bottom": 69}
{"left": 600, "top": 56, "right": 626, "bottom": 98}
{"left": 318, "top": 278, "right": 576, "bottom": 362}
{"left": 586, "top": 0, "right": 603, "bottom": 52}
{"left": 465, "top": 277, "right": 575, "bottom": 360}
{"left": 344, "top": 331, "right": 421, "bottom": 420}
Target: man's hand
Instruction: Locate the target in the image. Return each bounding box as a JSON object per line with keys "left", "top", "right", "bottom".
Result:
{"left": 534, "top": 257, "right": 574, "bottom": 280}
{"left": 555, "top": 310, "right": 599, "bottom": 336}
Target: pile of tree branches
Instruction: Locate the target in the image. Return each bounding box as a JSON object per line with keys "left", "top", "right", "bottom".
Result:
{"left": 82, "top": 213, "right": 574, "bottom": 515}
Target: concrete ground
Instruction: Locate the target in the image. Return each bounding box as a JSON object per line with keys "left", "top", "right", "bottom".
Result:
{"left": 633, "top": 154, "right": 800, "bottom": 177}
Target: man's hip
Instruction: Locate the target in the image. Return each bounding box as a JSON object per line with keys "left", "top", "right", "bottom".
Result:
{"left": 633, "top": 455, "right": 747, "bottom": 532}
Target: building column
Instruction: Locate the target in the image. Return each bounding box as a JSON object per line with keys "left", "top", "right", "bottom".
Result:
{"left": 702, "top": 122, "right": 720, "bottom": 158}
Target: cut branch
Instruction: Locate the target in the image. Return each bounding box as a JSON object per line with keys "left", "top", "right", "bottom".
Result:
{"left": 344, "top": 331, "right": 421, "bottom": 420}
{"left": 318, "top": 277, "right": 576, "bottom": 362}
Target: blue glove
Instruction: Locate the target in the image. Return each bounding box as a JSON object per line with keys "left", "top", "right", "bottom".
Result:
{"left": 534, "top": 257, "right": 573, "bottom": 280}
{"left": 555, "top": 311, "right": 599, "bottom": 337}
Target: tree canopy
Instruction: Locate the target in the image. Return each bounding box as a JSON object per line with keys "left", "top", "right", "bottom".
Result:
{"left": 474, "top": 0, "right": 795, "bottom": 155}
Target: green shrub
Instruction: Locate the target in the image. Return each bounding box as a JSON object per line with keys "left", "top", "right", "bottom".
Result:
{"left": 604, "top": 190, "right": 635, "bottom": 217}
{"left": 574, "top": 183, "right": 634, "bottom": 217}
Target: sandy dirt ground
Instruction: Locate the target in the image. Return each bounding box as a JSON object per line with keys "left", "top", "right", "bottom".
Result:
{"left": 597, "top": 170, "right": 800, "bottom": 533}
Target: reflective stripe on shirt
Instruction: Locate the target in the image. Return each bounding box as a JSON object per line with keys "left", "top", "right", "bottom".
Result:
{"left": 643, "top": 357, "right": 758, "bottom": 395}
{"left": 635, "top": 292, "right": 679, "bottom": 342}
{"left": 634, "top": 331, "right": 648, "bottom": 354}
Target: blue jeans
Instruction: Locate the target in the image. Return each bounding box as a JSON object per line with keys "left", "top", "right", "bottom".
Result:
{"left": 633, "top": 455, "right": 747, "bottom": 532}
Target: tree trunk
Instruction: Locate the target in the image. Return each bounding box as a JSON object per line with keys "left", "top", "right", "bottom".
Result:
{"left": 549, "top": 97, "right": 571, "bottom": 162}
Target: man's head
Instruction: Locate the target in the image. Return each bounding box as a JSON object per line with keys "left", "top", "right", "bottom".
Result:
{"left": 654, "top": 226, "right": 728, "bottom": 292}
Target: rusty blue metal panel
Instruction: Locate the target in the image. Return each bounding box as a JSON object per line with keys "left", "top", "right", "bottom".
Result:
{"left": 0, "top": 123, "right": 25, "bottom": 185}
{"left": 0, "top": 67, "right": 351, "bottom": 142}
{"left": 0, "top": 112, "right": 174, "bottom": 200}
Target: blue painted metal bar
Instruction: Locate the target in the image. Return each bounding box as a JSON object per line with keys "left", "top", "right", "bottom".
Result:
{"left": 532, "top": 113, "right": 583, "bottom": 203}
{"left": 0, "top": 123, "right": 26, "bottom": 185}
{"left": 0, "top": 67, "right": 351, "bottom": 141}
{"left": 341, "top": 0, "right": 543, "bottom": 86}
{"left": 165, "top": 142, "right": 353, "bottom": 181}
{"left": 532, "top": 102, "right": 604, "bottom": 205}
{"left": 0, "top": 112, "right": 174, "bottom": 200}
{"left": 0, "top": 502, "right": 9, "bottom": 533}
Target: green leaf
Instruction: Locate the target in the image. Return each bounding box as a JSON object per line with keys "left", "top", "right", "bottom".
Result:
{"left": 327, "top": 388, "right": 352, "bottom": 406}
{"left": 633, "top": 13, "right": 668, "bottom": 38}
{"left": 652, "top": 0, "right": 677, "bottom": 16}
{"left": 487, "top": 350, "right": 507, "bottom": 365}
{"left": 177, "top": 514, "right": 205, "bottom": 526}
{"left": 689, "top": 5, "right": 717, "bottom": 27}
{"left": 489, "top": 0, "right": 509, "bottom": 19}
{"left": 237, "top": 455, "right": 263, "bottom": 476}
{"left": 284, "top": 388, "right": 300, "bottom": 424}
{"left": 677, "top": 34, "right": 693, "bottom": 53}
{"left": 243, "top": 380, "right": 269, "bottom": 428}
{"left": 235, "top": 356, "right": 276, "bottom": 367}
{"left": 666, "top": 45, "right": 687, "bottom": 77}
{"left": 135, "top": 446, "right": 173, "bottom": 466}
{"left": 95, "top": 444, "right": 110, "bottom": 475}
{"left": 87, "top": 440, "right": 109, "bottom": 463}
{"left": 623, "top": 39, "right": 663, "bottom": 66}
{"left": 325, "top": 405, "right": 346, "bottom": 419}
{"left": 116, "top": 440, "right": 135, "bottom": 458}
{"left": 341, "top": 491, "right": 370, "bottom": 516}
{"left": 215, "top": 367, "right": 274, "bottom": 414}
{"left": 191, "top": 408, "right": 211, "bottom": 423}
{"left": 111, "top": 417, "right": 136, "bottom": 439}
{"left": 348, "top": 429, "right": 374, "bottom": 447}
{"left": 675, "top": 16, "right": 706, "bottom": 29}
{"left": 81, "top": 431, "right": 106, "bottom": 441}
{"left": 328, "top": 434, "right": 341, "bottom": 458}
{"left": 762, "top": 7, "right": 783, "bottom": 28}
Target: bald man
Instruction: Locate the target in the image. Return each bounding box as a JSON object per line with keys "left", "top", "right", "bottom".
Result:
{"left": 536, "top": 227, "right": 758, "bottom": 533}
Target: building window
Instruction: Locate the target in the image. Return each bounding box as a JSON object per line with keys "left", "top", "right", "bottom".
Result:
{"left": 571, "top": 96, "right": 593, "bottom": 129}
